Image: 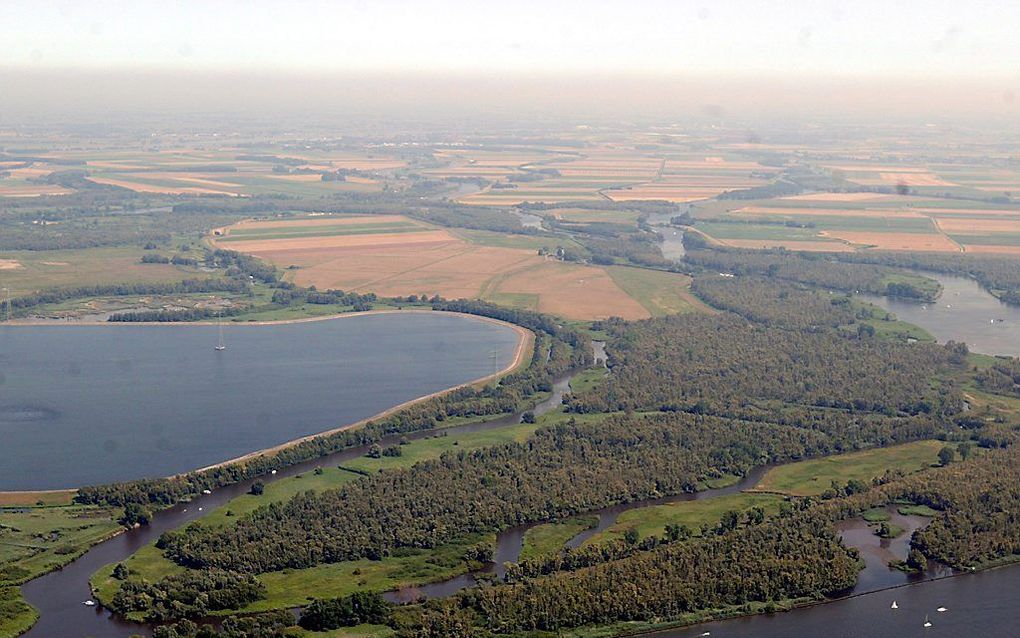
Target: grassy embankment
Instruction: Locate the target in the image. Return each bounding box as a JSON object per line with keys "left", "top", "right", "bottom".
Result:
{"left": 89, "top": 405, "right": 594, "bottom": 617}
{"left": 0, "top": 492, "right": 120, "bottom": 638}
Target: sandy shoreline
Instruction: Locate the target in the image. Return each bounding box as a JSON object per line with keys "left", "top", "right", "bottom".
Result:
{"left": 0, "top": 309, "right": 533, "bottom": 499}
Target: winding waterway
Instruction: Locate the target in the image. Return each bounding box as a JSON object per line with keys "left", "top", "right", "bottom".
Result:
{"left": 651, "top": 271, "right": 1020, "bottom": 637}
{"left": 17, "top": 368, "right": 577, "bottom": 638}
{"left": 0, "top": 312, "right": 520, "bottom": 490}
{"left": 16, "top": 272, "right": 1020, "bottom": 637}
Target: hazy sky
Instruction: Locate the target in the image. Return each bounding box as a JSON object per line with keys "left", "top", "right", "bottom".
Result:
{"left": 1, "top": 0, "right": 1018, "bottom": 78}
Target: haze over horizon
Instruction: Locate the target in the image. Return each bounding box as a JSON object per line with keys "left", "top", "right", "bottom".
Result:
{"left": 1, "top": 0, "right": 1019, "bottom": 125}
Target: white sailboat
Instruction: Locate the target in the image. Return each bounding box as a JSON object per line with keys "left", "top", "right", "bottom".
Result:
{"left": 215, "top": 315, "right": 227, "bottom": 351}
{"left": 923, "top": 614, "right": 932, "bottom": 628}
{"left": 891, "top": 601, "right": 898, "bottom": 609}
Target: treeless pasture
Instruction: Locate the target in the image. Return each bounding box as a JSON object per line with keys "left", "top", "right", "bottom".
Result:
{"left": 733, "top": 206, "right": 927, "bottom": 218}
{"left": 935, "top": 218, "right": 1020, "bottom": 233}
{"left": 781, "top": 192, "right": 896, "bottom": 202}
{"left": 226, "top": 215, "right": 409, "bottom": 231}
{"left": 878, "top": 172, "right": 952, "bottom": 186}
{"left": 605, "top": 186, "right": 738, "bottom": 202}
{"left": 493, "top": 261, "right": 648, "bottom": 320}
{"left": 218, "top": 216, "right": 651, "bottom": 320}
{"left": 86, "top": 176, "right": 239, "bottom": 196}
{"left": 722, "top": 239, "right": 856, "bottom": 252}
{"left": 963, "top": 245, "right": 1020, "bottom": 255}
{"left": 222, "top": 230, "right": 456, "bottom": 253}
{"left": 819, "top": 231, "right": 961, "bottom": 252}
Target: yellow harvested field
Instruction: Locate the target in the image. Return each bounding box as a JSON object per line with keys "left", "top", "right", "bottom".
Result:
{"left": 935, "top": 218, "right": 1020, "bottom": 233}
{"left": 963, "top": 245, "right": 1020, "bottom": 255}
{"left": 494, "top": 261, "right": 648, "bottom": 320}
{"left": 86, "top": 161, "right": 150, "bottom": 170}
{"left": 606, "top": 186, "right": 751, "bottom": 202}
{"left": 220, "top": 216, "right": 653, "bottom": 320}
{"left": 278, "top": 156, "right": 406, "bottom": 170}
{"left": 914, "top": 208, "right": 1020, "bottom": 217}
{"left": 820, "top": 231, "right": 961, "bottom": 252}
{"left": 86, "top": 176, "right": 239, "bottom": 196}
{"left": 0, "top": 183, "right": 74, "bottom": 197}
{"left": 781, "top": 192, "right": 896, "bottom": 202}
{"left": 7, "top": 166, "right": 54, "bottom": 179}
{"left": 723, "top": 239, "right": 855, "bottom": 252}
{"left": 132, "top": 172, "right": 240, "bottom": 187}
{"left": 228, "top": 215, "right": 407, "bottom": 231}
{"left": 277, "top": 243, "right": 538, "bottom": 299}
{"left": 0, "top": 258, "right": 24, "bottom": 269}
{"left": 223, "top": 230, "right": 456, "bottom": 253}
{"left": 824, "top": 165, "right": 932, "bottom": 173}
{"left": 733, "top": 206, "right": 926, "bottom": 218}
{"left": 877, "top": 172, "right": 953, "bottom": 186}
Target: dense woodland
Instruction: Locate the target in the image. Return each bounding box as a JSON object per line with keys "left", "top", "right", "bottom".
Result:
{"left": 691, "top": 274, "right": 862, "bottom": 329}
{"left": 566, "top": 313, "right": 964, "bottom": 419}
{"left": 108, "top": 569, "right": 265, "bottom": 622}
{"left": 684, "top": 242, "right": 1020, "bottom": 305}
{"left": 471, "top": 512, "right": 857, "bottom": 632}
{"left": 683, "top": 245, "right": 939, "bottom": 300}
{"left": 155, "top": 412, "right": 830, "bottom": 572}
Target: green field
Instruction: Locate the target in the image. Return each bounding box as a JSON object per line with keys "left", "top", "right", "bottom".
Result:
{"left": 1, "top": 502, "right": 120, "bottom": 638}
{"left": 0, "top": 505, "right": 120, "bottom": 583}
{"left": 93, "top": 533, "right": 491, "bottom": 619}
{"left": 89, "top": 415, "right": 553, "bottom": 615}
{"left": 731, "top": 213, "right": 937, "bottom": 233}
{"left": 952, "top": 233, "right": 1020, "bottom": 246}
{"left": 605, "top": 266, "right": 704, "bottom": 316}
{"left": 220, "top": 222, "right": 420, "bottom": 242}
{"left": 341, "top": 423, "right": 541, "bottom": 475}
{"left": 454, "top": 228, "right": 578, "bottom": 251}
{"left": 567, "top": 367, "right": 608, "bottom": 394}
{"left": 519, "top": 517, "right": 598, "bottom": 562}
{"left": 753, "top": 440, "right": 945, "bottom": 496}
{"left": 0, "top": 246, "right": 200, "bottom": 296}
{"left": 694, "top": 221, "right": 827, "bottom": 241}
{"left": 591, "top": 493, "right": 784, "bottom": 545}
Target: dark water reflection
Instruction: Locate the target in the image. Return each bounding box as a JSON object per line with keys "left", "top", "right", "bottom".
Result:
{"left": 0, "top": 312, "right": 520, "bottom": 490}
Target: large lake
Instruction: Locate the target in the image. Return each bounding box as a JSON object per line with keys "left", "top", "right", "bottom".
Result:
{"left": 0, "top": 312, "right": 520, "bottom": 490}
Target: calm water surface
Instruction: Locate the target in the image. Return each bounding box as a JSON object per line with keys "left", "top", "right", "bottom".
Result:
{"left": 860, "top": 273, "right": 1020, "bottom": 356}
{"left": 0, "top": 312, "right": 520, "bottom": 489}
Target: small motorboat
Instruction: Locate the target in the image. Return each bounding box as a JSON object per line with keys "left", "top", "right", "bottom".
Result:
{"left": 937, "top": 607, "right": 948, "bottom": 612}
{"left": 83, "top": 600, "right": 96, "bottom": 607}
{"left": 197, "top": 507, "right": 203, "bottom": 511}
{"left": 202, "top": 489, "right": 212, "bottom": 494}
{"left": 699, "top": 633, "right": 711, "bottom": 637}
{"left": 271, "top": 469, "right": 278, "bottom": 475}
{"left": 923, "top": 614, "right": 932, "bottom": 628}
{"left": 891, "top": 601, "right": 898, "bottom": 609}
